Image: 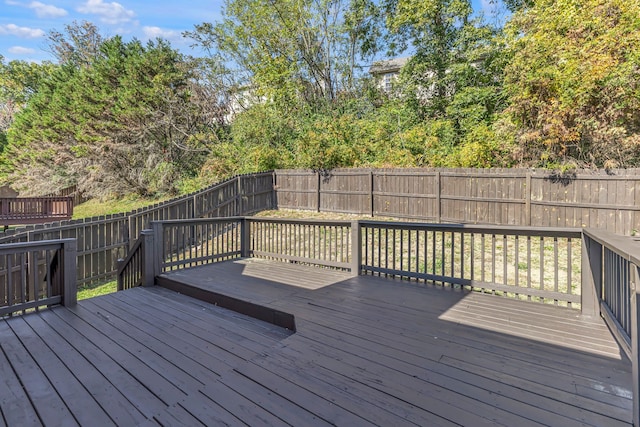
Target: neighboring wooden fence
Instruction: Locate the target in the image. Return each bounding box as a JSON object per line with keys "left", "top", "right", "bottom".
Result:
{"left": 275, "top": 168, "right": 640, "bottom": 235}
{"left": 0, "top": 172, "right": 275, "bottom": 287}
{"left": 0, "top": 197, "right": 74, "bottom": 226}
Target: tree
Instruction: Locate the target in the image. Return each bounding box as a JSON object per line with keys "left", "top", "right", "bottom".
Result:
{"left": 4, "top": 37, "right": 213, "bottom": 197}
{"left": 503, "top": 0, "right": 640, "bottom": 168}
{"left": 0, "top": 56, "right": 55, "bottom": 166}
{"left": 46, "top": 20, "right": 105, "bottom": 67}
{"left": 186, "top": 0, "right": 383, "bottom": 109}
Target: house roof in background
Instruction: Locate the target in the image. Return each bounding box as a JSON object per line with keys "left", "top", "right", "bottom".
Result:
{"left": 369, "top": 56, "right": 411, "bottom": 75}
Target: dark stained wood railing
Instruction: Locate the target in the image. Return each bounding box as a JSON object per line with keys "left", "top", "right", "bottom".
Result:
{"left": 153, "top": 218, "right": 244, "bottom": 273}
{"left": 117, "top": 232, "right": 146, "bottom": 291}
{"left": 0, "top": 197, "right": 73, "bottom": 226}
{"left": 0, "top": 239, "right": 77, "bottom": 316}
{"left": 360, "top": 221, "right": 582, "bottom": 307}
{"left": 249, "top": 218, "right": 353, "bottom": 270}
{"left": 581, "top": 228, "right": 640, "bottom": 425}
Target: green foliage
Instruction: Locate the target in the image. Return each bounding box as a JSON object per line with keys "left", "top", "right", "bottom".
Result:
{"left": 4, "top": 36, "right": 211, "bottom": 197}
{"left": 504, "top": 0, "right": 640, "bottom": 168}
{"left": 186, "top": 0, "right": 384, "bottom": 108}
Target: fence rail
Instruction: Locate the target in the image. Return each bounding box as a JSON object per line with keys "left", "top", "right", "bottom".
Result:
{"left": 0, "top": 239, "right": 77, "bottom": 316}
{"left": 275, "top": 168, "right": 640, "bottom": 235}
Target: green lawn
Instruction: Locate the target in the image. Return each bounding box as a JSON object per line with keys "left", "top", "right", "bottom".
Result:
{"left": 77, "top": 281, "right": 117, "bottom": 300}
{"left": 72, "top": 195, "right": 168, "bottom": 219}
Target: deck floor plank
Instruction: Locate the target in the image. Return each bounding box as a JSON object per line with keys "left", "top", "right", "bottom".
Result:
{"left": 0, "top": 258, "right": 634, "bottom": 426}
{"left": 0, "top": 321, "right": 42, "bottom": 427}
{"left": 0, "top": 319, "right": 78, "bottom": 427}
{"left": 20, "top": 313, "right": 147, "bottom": 426}
{"left": 6, "top": 317, "right": 116, "bottom": 427}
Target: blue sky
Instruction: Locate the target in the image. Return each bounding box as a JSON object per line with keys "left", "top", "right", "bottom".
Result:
{"left": 1, "top": 0, "right": 497, "bottom": 63}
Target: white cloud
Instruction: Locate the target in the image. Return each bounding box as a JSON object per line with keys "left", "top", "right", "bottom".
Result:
{"left": 0, "top": 24, "right": 45, "bottom": 38}
{"left": 77, "top": 0, "right": 135, "bottom": 25}
{"left": 28, "top": 1, "right": 68, "bottom": 18}
{"left": 8, "top": 46, "right": 36, "bottom": 55}
{"left": 143, "top": 26, "right": 178, "bottom": 39}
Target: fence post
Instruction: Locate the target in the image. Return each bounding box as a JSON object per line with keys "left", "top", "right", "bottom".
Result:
{"left": 436, "top": 171, "right": 441, "bottom": 223}
{"left": 62, "top": 239, "right": 77, "bottom": 307}
{"left": 525, "top": 173, "right": 532, "bottom": 226}
{"left": 631, "top": 265, "right": 640, "bottom": 427}
{"left": 142, "top": 229, "right": 155, "bottom": 287}
{"left": 351, "top": 220, "right": 361, "bottom": 277}
{"left": 272, "top": 171, "right": 277, "bottom": 209}
{"left": 151, "top": 222, "right": 164, "bottom": 277}
{"left": 369, "top": 170, "right": 374, "bottom": 217}
{"left": 237, "top": 175, "right": 243, "bottom": 215}
{"left": 581, "top": 232, "right": 602, "bottom": 318}
{"left": 317, "top": 171, "right": 321, "bottom": 212}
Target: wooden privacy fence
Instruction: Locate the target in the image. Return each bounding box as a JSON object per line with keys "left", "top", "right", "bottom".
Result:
{"left": 274, "top": 168, "right": 640, "bottom": 235}
{"left": 0, "top": 172, "right": 275, "bottom": 287}
{"left": 0, "top": 239, "right": 77, "bottom": 317}
{"left": 0, "top": 196, "right": 73, "bottom": 226}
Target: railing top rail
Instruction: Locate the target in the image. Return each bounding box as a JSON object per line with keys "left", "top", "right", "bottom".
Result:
{"left": 247, "top": 217, "right": 353, "bottom": 227}
{"left": 152, "top": 217, "right": 244, "bottom": 226}
{"left": 359, "top": 220, "right": 582, "bottom": 238}
{"left": 583, "top": 228, "right": 640, "bottom": 265}
{"left": 0, "top": 238, "right": 74, "bottom": 254}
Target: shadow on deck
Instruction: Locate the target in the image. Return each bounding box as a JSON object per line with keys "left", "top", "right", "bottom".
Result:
{"left": 1, "top": 259, "right": 634, "bottom": 426}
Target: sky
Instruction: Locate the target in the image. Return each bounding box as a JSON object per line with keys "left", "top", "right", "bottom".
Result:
{"left": 0, "top": 0, "right": 497, "bottom": 63}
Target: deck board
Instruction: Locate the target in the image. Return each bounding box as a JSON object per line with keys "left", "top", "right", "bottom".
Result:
{"left": 0, "top": 258, "right": 634, "bottom": 426}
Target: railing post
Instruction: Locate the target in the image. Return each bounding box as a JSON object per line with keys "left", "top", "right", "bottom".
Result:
{"left": 241, "top": 218, "right": 251, "bottom": 258}
{"left": 351, "top": 220, "right": 361, "bottom": 277}
{"left": 62, "top": 239, "right": 77, "bottom": 307}
{"left": 581, "top": 232, "right": 602, "bottom": 318}
{"left": 151, "top": 222, "right": 164, "bottom": 277}
{"left": 141, "top": 229, "right": 155, "bottom": 287}
{"left": 631, "top": 265, "right": 640, "bottom": 427}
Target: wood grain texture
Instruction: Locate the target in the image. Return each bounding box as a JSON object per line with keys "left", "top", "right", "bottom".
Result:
{"left": 0, "top": 259, "right": 634, "bottom": 426}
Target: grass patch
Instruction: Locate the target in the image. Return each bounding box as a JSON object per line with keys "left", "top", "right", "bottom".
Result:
{"left": 77, "top": 281, "right": 117, "bottom": 300}
{"left": 73, "top": 195, "right": 169, "bottom": 219}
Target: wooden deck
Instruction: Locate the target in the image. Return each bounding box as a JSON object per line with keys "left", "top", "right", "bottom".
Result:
{"left": 1, "top": 259, "right": 634, "bottom": 426}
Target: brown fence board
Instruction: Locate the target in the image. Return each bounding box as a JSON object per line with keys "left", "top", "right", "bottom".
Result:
{"left": 276, "top": 168, "right": 640, "bottom": 235}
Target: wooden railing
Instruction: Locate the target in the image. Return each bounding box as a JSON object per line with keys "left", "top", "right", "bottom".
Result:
{"left": 581, "top": 228, "right": 640, "bottom": 425}
{"left": 0, "top": 239, "right": 77, "bottom": 316}
{"left": 360, "top": 222, "right": 583, "bottom": 307}
{"left": 122, "top": 217, "right": 583, "bottom": 306}
{"left": 0, "top": 197, "right": 73, "bottom": 226}
{"left": 249, "top": 218, "right": 354, "bottom": 270}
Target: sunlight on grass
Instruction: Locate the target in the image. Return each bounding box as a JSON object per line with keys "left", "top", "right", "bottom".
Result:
{"left": 72, "top": 195, "right": 169, "bottom": 219}
{"left": 77, "top": 281, "right": 117, "bottom": 300}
